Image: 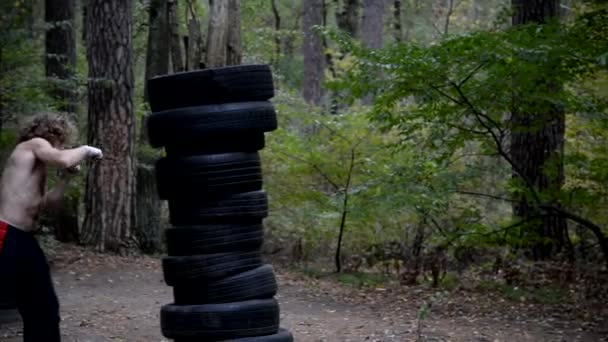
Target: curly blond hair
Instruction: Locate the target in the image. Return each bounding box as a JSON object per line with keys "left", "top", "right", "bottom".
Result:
{"left": 18, "top": 112, "right": 77, "bottom": 147}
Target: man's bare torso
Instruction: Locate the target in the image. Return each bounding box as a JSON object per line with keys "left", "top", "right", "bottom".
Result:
{"left": 0, "top": 140, "right": 47, "bottom": 231}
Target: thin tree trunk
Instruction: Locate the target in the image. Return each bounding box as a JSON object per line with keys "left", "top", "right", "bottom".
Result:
{"left": 270, "top": 0, "right": 281, "bottom": 63}
{"left": 46, "top": 0, "right": 79, "bottom": 243}
{"left": 360, "top": 0, "right": 385, "bottom": 105}
{"left": 206, "top": 0, "right": 230, "bottom": 68}
{"left": 168, "top": 0, "right": 184, "bottom": 72}
{"left": 393, "top": 0, "right": 403, "bottom": 42}
{"left": 335, "top": 0, "right": 359, "bottom": 37}
{"left": 334, "top": 148, "right": 355, "bottom": 273}
{"left": 443, "top": 0, "right": 454, "bottom": 36}
{"left": 185, "top": 12, "right": 200, "bottom": 69}
{"left": 511, "top": 0, "right": 565, "bottom": 260}
{"left": 283, "top": 6, "right": 301, "bottom": 59}
{"left": 402, "top": 221, "right": 425, "bottom": 285}
{"left": 144, "top": 0, "right": 169, "bottom": 99}
{"left": 361, "top": 0, "right": 385, "bottom": 50}
{"left": 226, "top": 0, "right": 242, "bottom": 66}
{"left": 135, "top": 163, "right": 163, "bottom": 253}
{"left": 302, "top": 0, "right": 325, "bottom": 105}
{"left": 45, "top": 0, "right": 77, "bottom": 113}
{"left": 82, "top": 0, "right": 136, "bottom": 254}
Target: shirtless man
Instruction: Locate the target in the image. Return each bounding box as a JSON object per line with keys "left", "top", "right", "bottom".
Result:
{"left": 0, "top": 113, "right": 102, "bottom": 341}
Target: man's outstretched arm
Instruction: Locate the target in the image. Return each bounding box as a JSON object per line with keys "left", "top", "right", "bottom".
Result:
{"left": 28, "top": 138, "right": 103, "bottom": 168}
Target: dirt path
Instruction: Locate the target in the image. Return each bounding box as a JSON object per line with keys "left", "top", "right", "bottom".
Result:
{"left": 1, "top": 245, "right": 605, "bottom": 341}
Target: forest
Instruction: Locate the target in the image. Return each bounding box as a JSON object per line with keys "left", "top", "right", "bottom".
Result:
{"left": 0, "top": 0, "right": 607, "bottom": 341}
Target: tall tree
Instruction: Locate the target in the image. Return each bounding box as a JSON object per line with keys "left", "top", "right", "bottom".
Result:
{"left": 82, "top": 0, "right": 136, "bottom": 253}
{"left": 168, "top": 0, "right": 185, "bottom": 72}
{"left": 335, "top": 0, "right": 359, "bottom": 37}
{"left": 45, "top": 0, "right": 79, "bottom": 243}
{"left": 45, "top": 0, "right": 76, "bottom": 113}
{"left": 137, "top": 0, "right": 170, "bottom": 254}
{"left": 393, "top": 0, "right": 403, "bottom": 42}
{"left": 302, "top": 0, "right": 325, "bottom": 105}
{"left": 226, "top": 0, "right": 242, "bottom": 65}
{"left": 205, "top": 0, "right": 241, "bottom": 67}
{"left": 185, "top": 2, "right": 203, "bottom": 70}
{"left": 144, "top": 0, "right": 169, "bottom": 99}
{"left": 270, "top": 0, "right": 281, "bottom": 63}
{"left": 361, "top": 0, "right": 385, "bottom": 49}
{"left": 510, "top": 0, "right": 566, "bottom": 260}
{"left": 360, "top": 0, "right": 385, "bottom": 104}
{"left": 206, "top": 0, "right": 229, "bottom": 68}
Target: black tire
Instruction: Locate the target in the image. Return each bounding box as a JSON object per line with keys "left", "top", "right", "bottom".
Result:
{"left": 161, "top": 299, "right": 279, "bottom": 340}
{"left": 148, "top": 64, "right": 275, "bottom": 112}
{"left": 164, "top": 133, "right": 266, "bottom": 157}
{"left": 169, "top": 191, "right": 268, "bottom": 226}
{"left": 166, "top": 223, "right": 264, "bottom": 256}
{"left": 173, "top": 264, "right": 277, "bottom": 304}
{"left": 147, "top": 102, "right": 277, "bottom": 148}
{"left": 222, "top": 329, "right": 294, "bottom": 342}
{"left": 174, "top": 328, "right": 293, "bottom": 342}
{"left": 155, "top": 153, "right": 262, "bottom": 200}
{"left": 163, "top": 251, "right": 262, "bottom": 286}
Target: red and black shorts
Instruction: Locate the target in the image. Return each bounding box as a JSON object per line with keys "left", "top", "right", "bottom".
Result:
{"left": 0, "top": 221, "right": 61, "bottom": 341}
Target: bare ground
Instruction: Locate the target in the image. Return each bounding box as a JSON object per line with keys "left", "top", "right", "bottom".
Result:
{"left": 1, "top": 244, "right": 606, "bottom": 342}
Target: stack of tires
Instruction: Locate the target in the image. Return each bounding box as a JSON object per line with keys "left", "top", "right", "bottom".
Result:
{"left": 146, "top": 65, "right": 293, "bottom": 341}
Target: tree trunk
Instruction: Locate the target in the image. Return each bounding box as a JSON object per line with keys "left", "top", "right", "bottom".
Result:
{"left": 361, "top": 0, "right": 385, "bottom": 50}
{"left": 45, "top": 0, "right": 79, "bottom": 243}
{"left": 135, "top": 163, "right": 163, "bottom": 253}
{"left": 360, "top": 0, "right": 385, "bottom": 105}
{"left": 270, "top": 0, "right": 281, "bottom": 63}
{"left": 393, "top": 0, "right": 403, "bottom": 42}
{"left": 144, "top": 0, "right": 169, "bottom": 99}
{"left": 334, "top": 148, "right": 355, "bottom": 273}
{"left": 186, "top": 4, "right": 203, "bottom": 70}
{"left": 206, "top": 0, "right": 230, "bottom": 68}
{"left": 302, "top": 0, "right": 325, "bottom": 105}
{"left": 511, "top": 0, "right": 565, "bottom": 260}
{"left": 45, "top": 0, "right": 77, "bottom": 113}
{"left": 82, "top": 0, "right": 136, "bottom": 254}
{"left": 335, "top": 0, "right": 359, "bottom": 37}
{"left": 168, "top": 0, "right": 185, "bottom": 72}
{"left": 401, "top": 222, "right": 424, "bottom": 285}
{"left": 512, "top": 0, "right": 559, "bottom": 24}
{"left": 226, "top": 0, "right": 242, "bottom": 66}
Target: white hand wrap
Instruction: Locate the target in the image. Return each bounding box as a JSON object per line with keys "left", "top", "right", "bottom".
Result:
{"left": 84, "top": 146, "right": 103, "bottom": 159}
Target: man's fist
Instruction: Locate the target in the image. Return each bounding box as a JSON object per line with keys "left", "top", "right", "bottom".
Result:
{"left": 84, "top": 146, "right": 103, "bottom": 159}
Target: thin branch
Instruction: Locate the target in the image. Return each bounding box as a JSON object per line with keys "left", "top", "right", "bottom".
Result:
{"left": 458, "top": 61, "right": 488, "bottom": 87}
{"left": 315, "top": 119, "right": 352, "bottom": 144}
{"left": 430, "top": 84, "right": 463, "bottom": 105}
{"left": 457, "top": 190, "right": 515, "bottom": 203}
{"left": 443, "top": 0, "right": 455, "bottom": 36}
{"left": 446, "top": 122, "right": 488, "bottom": 136}
{"left": 449, "top": 81, "right": 542, "bottom": 205}
{"left": 279, "top": 151, "right": 341, "bottom": 190}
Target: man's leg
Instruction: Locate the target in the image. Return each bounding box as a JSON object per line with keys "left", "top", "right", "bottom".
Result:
{"left": 15, "top": 231, "right": 61, "bottom": 342}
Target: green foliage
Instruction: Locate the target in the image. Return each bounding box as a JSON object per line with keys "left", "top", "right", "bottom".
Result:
{"left": 325, "top": 3, "right": 608, "bottom": 254}
{"left": 0, "top": 0, "right": 54, "bottom": 122}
